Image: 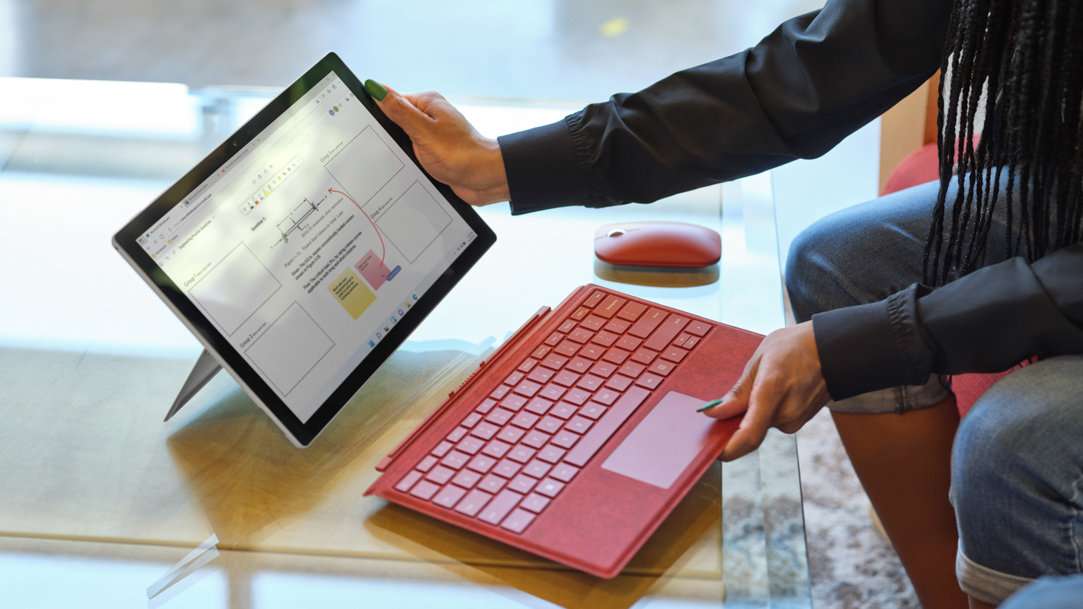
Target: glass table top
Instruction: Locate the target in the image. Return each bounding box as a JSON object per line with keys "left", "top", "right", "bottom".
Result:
{"left": 0, "top": 77, "right": 809, "bottom": 608}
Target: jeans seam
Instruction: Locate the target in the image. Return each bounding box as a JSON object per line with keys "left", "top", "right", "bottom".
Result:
{"left": 1068, "top": 470, "right": 1083, "bottom": 573}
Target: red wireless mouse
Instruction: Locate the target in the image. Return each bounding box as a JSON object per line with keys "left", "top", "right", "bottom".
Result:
{"left": 593, "top": 221, "right": 721, "bottom": 268}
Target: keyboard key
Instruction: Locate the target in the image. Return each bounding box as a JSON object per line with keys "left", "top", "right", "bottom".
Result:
{"left": 618, "top": 361, "right": 646, "bottom": 378}
{"left": 395, "top": 471, "right": 422, "bottom": 493}
{"left": 615, "top": 335, "right": 642, "bottom": 351}
{"left": 483, "top": 439, "right": 512, "bottom": 459}
{"left": 595, "top": 295, "right": 626, "bottom": 318}
{"left": 426, "top": 465, "right": 455, "bottom": 485}
{"left": 605, "top": 374, "right": 634, "bottom": 392}
{"left": 535, "top": 478, "right": 565, "bottom": 498}
{"left": 562, "top": 388, "right": 591, "bottom": 406}
{"left": 579, "top": 403, "right": 607, "bottom": 419}
{"left": 661, "top": 346, "right": 689, "bottom": 363}
{"left": 635, "top": 372, "right": 664, "bottom": 390}
{"left": 479, "top": 490, "right": 522, "bottom": 525}
{"left": 447, "top": 426, "right": 468, "bottom": 442}
{"left": 497, "top": 426, "right": 525, "bottom": 444}
{"left": 486, "top": 407, "right": 514, "bottom": 426}
{"left": 433, "top": 485, "right": 467, "bottom": 509}
{"left": 417, "top": 455, "right": 438, "bottom": 472}
{"left": 631, "top": 348, "right": 658, "bottom": 365}
{"left": 568, "top": 328, "right": 594, "bottom": 344}
{"left": 550, "top": 464, "right": 579, "bottom": 482}
{"left": 409, "top": 480, "right": 440, "bottom": 500}
{"left": 644, "top": 315, "right": 689, "bottom": 351}
{"left": 589, "top": 360, "right": 617, "bottom": 378}
{"left": 432, "top": 441, "right": 453, "bottom": 458}
{"left": 500, "top": 394, "right": 527, "bottom": 411}
{"left": 628, "top": 308, "right": 666, "bottom": 338}
{"left": 467, "top": 455, "right": 497, "bottom": 473}
{"left": 551, "top": 430, "right": 580, "bottom": 449}
{"left": 541, "top": 353, "right": 569, "bottom": 370}
{"left": 538, "top": 445, "right": 566, "bottom": 463}
{"left": 454, "top": 489, "right": 493, "bottom": 517}
{"left": 536, "top": 416, "right": 563, "bottom": 434}
{"left": 592, "top": 388, "right": 619, "bottom": 406}
{"left": 523, "top": 459, "right": 552, "bottom": 479}
{"left": 555, "top": 340, "right": 580, "bottom": 357}
{"left": 518, "top": 358, "right": 538, "bottom": 373}
{"left": 493, "top": 459, "right": 522, "bottom": 478}
{"left": 538, "top": 384, "right": 565, "bottom": 401}
{"left": 452, "top": 469, "right": 481, "bottom": 489}
{"left": 549, "top": 402, "right": 577, "bottom": 419}
{"left": 566, "top": 415, "right": 594, "bottom": 434}
{"left": 649, "top": 360, "right": 675, "bottom": 377}
{"left": 579, "top": 344, "right": 605, "bottom": 360}
{"left": 526, "top": 397, "right": 554, "bottom": 415}
{"left": 686, "top": 320, "right": 712, "bottom": 336}
{"left": 501, "top": 508, "right": 537, "bottom": 534}
{"left": 576, "top": 374, "right": 604, "bottom": 392}
{"left": 602, "top": 347, "right": 631, "bottom": 365}
{"left": 592, "top": 329, "right": 619, "bottom": 347}
{"left": 521, "top": 493, "right": 551, "bottom": 513}
{"left": 553, "top": 370, "right": 580, "bottom": 387}
{"left": 441, "top": 450, "right": 470, "bottom": 470}
{"left": 527, "top": 367, "right": 555, "bottom": 384}
{"left": 604, "top": 317, "right": 632, "bottom": 334}
{"left": 509, "top": 473, "right": 537, "bottom": 493}
{"left": 511, "top": 411, "right": 540, "bottom": 429}
{"left": 617, "top": 300, "right": 647, "bottom": 321}
{"left": 508, "top": 445, "right": 536, "bottom": 463}
{"left": 513, "top": 380, "right": 542, "bottom": 398}
{"left": 522, "top": 430, "right": 550, "bottom": 449}
{"left": 580, "top": 315, "right": 606, "bottom": 332}
{"left": 567, "top": 357, "right": 592, "bottom": 374}
{"left": 479, "top": 473, "right": 507, "bottom": 493}
{"left": 470, "top": 421, "right": 499, "bottom": 440}
{"left": 583, "top": 290, "right": 606, "bottom": 308}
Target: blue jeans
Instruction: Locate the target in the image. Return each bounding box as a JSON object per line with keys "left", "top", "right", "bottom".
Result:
{"left": 784, "top": 179, "right": 1083, "bottom": 604}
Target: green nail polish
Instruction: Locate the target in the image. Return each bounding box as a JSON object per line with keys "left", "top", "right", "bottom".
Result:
{"left": 364, "top": 79, "right": 388, "bottom": 101}
{"left": 697, "top": 399, "right": 724, "bottom": 412}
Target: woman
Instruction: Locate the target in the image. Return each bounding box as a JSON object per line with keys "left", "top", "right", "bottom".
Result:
{"left": 365, "top": 0, "right": 1083, "bottom": 606}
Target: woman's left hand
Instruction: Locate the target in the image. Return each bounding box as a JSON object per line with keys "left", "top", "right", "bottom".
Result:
{"left": 700, "top": 321, "right": 832, "bottom": 461}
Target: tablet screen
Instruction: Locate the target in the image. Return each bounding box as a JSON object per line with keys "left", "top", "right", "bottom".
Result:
{"left": 114, "top": 54, "right": 495, "bottom": 446}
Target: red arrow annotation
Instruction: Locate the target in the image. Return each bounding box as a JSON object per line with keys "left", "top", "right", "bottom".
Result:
{"left": 329, "top": 188, "right": 386, "bottom": 266}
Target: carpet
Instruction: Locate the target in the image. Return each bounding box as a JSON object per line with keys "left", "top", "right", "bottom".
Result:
{"left": 796, "top": 410, "right": 921, "bottom": 608}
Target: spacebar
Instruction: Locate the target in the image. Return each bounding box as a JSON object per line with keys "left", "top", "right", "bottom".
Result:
{"left": 565, "top": 387, "right": 651, "bottom": 467}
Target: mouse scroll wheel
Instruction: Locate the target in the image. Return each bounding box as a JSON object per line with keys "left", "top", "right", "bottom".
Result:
{"left": 607, "top": 229, "right": 626, "bottom": 238}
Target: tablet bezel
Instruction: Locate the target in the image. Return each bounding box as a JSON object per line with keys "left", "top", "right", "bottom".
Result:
{"left": 112, "top": 52, "right": 496, "bottom": 447}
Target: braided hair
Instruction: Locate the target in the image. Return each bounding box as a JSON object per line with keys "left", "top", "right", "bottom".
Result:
{"left": 924, "top": 0, "right": 1083, "bottom": 285}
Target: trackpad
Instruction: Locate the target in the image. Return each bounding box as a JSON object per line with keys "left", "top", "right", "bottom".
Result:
{"left": 602, "top": 391, "right": 725, "bottom": 489}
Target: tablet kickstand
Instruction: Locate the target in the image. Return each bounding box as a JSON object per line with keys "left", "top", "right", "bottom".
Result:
{"left": 165, "top": 349, "right": 222, "bottom": 422}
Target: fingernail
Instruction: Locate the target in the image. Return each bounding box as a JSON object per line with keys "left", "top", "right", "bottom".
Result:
{"left": 364, "top": 79, "right": 388, "bottom": 101}
{"left": 697, "top": 399, "right": 724, "bottom": 412}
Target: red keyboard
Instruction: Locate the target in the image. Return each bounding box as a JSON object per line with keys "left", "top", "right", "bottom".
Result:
{"left": 391, "top": 288, "right": 713, "bottom": 534}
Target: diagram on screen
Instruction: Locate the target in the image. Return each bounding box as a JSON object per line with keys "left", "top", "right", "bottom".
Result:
{"left": 323, "top": 126, "right": 452, "bottom": 290}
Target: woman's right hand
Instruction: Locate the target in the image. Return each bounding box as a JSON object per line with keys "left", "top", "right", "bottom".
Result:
{"left": 366, "top": 81, "right": 510, "bottom": 206}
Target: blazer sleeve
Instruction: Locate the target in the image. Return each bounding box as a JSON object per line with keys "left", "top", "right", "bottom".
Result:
{"left": 497, "top": 0, "right": 952, "bottom": 214}
{"left": 813, "top": 243, "right": 1083, "bottom": 400}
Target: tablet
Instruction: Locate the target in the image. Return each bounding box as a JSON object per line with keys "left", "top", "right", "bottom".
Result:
{"left": 113, "top": 53, "right": 496, "bottom": 447}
